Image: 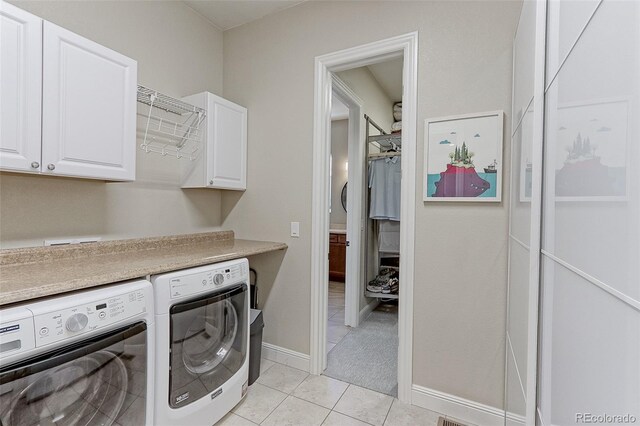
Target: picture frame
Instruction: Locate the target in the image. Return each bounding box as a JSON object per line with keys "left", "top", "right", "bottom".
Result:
{"left": 424, "top": 111, "right": 504, "bottom": 202}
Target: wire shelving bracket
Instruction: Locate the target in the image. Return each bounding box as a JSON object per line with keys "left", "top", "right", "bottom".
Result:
{"left": 136, "top": 85, "right": 206, "bottom": 161}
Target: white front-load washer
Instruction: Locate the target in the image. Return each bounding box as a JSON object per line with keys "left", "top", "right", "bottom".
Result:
{"left": 0, "top": 279, "right": 155, "bottom": 426}
{"left": 151, "top": 258, "right": 250, "bottom": 426}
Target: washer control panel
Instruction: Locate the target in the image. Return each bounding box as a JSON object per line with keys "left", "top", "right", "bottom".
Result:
{"left": 170, "top": 262, "right": 248, "bottom": 299}
{"left": 33, "top": 290, "right": 147, "bottom": 347}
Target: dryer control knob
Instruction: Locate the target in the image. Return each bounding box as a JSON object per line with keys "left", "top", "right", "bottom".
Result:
{"left": 66, "top": 313, "right": 89, "bottom": 333}
{"left": 213, "top": 273, "right": 225, "bottom": 285}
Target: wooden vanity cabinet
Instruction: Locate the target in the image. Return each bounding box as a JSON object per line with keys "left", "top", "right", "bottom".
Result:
{"left": 329, "top": 233, "right": 346, "bottom": 282}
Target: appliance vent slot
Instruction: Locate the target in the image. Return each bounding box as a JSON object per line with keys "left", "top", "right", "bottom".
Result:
{"left": 437, "top": 417, "right": 467, "bottom": 426}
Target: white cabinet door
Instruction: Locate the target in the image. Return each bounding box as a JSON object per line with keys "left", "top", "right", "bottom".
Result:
{"left": 0, "top": 2, "right": 42, "bottom": 173}
{"left": 42, "top": 22, "right": 137, "bottom": 180}
{"left": 207, "top": 95, "right": 247, "bottom": 190}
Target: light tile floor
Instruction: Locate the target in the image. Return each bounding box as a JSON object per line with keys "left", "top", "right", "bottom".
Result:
{"left": 327, "top": 281, "right": 349, "bottom": 349}
{"left": 215, "top": 281, "right": 474, "bottom": 425}
{"left": 217, "top": 360, "right": 471, "bottom": 426}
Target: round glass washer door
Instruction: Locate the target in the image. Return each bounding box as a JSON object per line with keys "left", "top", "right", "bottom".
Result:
{"left": 4, "top": 350, "right": 127, "bottom": 426}
{"left": 182, "top": 299, "right": 238, "bottom": 375}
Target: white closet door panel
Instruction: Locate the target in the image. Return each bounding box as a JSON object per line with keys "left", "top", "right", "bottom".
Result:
{"left": 0, "top": 2, "right": 42, "bottom": 172}
{"left": 207, "top": 97, "right": 247, "bottom": 190}
{"left": 42, "top": 21, "right": 136, "bottom": 181}
{"left": 511, "top": 0, "right": 536, "bottom": 134}
{"left": 546, "top": 0, "right": 600, "bottom": 87}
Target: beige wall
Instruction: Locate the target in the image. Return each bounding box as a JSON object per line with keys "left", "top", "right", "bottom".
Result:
{"left": 330, "top": 120, "right": 348, "bottom": 227}
{"left": 221, "top": 0, "right": 519, "bottom": 409}
{"left": 1, "top": 1, "right": 224, "bottom": 248}
{"left": 337, "top": 67, "right": 395, "bottom": 134}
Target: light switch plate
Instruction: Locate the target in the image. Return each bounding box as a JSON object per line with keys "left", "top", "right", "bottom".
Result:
{"left": 290, "top": 222, "right": 300, "bottom": 238}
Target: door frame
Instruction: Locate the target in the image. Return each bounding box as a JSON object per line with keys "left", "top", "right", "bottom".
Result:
{"left": 310, "top": 32, "right": 418, "bottom": 403}
{"left": 331, "top": 75, "right": 364, "bottom": 329}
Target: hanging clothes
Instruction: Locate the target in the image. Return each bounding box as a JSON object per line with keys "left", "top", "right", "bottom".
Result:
{"left": 378, "top": 220, "right": 400, "bottom": 253}
{"left": 368, "top": 156, "right": 401, "bottom": 221}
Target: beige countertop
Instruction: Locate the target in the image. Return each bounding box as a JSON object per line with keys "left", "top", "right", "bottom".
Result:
{"left": 329, "top": 229, "right": 347, "bottom": 235}
{"left": 0, "top": 231, "right": 287, "bottom": 307}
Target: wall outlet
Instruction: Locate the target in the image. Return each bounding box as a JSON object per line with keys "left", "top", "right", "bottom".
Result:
{"left": 290, "top": 222, "right": 300, "bottom": 238}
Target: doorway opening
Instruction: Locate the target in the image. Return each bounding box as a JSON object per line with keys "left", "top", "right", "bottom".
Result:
{"left": 326, "top": 61, "right": 403, "bottom": 396}
{"left": 310, "top": 32, "right": 418, "bottom": 403}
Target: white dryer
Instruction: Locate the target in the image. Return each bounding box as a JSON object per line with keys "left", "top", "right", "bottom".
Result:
{"left": 152, "top": 258, "right": 250, "bottom": 426}
{"left": 0, "top": 279, "right": 155, "bottom": 426}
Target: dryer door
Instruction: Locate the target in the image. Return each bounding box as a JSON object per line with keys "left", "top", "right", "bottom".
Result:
{"left": 0, "top": 322, "right": 148, "bottom": 426}
{"left": 168, "top": 284, "right": 248, "bottom": 408}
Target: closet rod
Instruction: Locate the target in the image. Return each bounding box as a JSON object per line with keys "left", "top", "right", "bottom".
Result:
{"left": 364, "top": 114, "right": 388, "bottom": 135}
{"left": 368, "top": 151, "right": 402, "bottom": 159}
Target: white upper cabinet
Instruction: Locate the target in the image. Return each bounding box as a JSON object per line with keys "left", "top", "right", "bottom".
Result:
{"left": 0, "top": 3, "right": 137, "bottom": 181}
{"left": 181, "top": 92, "right": 247, "bottom": 190}
{"left": 42, "top": 22, "right": 137, "bottom": 180}
{"left": 0, "top": 2, "right": 42, "bottom": 173}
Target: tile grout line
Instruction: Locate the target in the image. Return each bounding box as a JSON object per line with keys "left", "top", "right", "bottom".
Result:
{"left": 259, "top": 360, "right": 276, "bottom": 375}
{"left": 319, "top": 408, "right": 331, "bottom": 425}
{"left": 257, "top": 388, "right": 294, "bottom": 425}
{"left": 334, "top": 411, "right": 377, "bottom": 426}
{"left": 265, "top": 394, "right": 337, "bottom": 425}
{"left": 289, "top": 375, "right": 309, "bottom": 393}
{"left": 253, "top": 369, "right": 391, "bottom": 426}
{"left": 328, "top": 379, "right": 350, "bottom": 411}
{"left": 240, "top": 365, "right": 304, "bottom": 424}
{"left": 330, "top": 384, "right": 378, "bottom": 426}
{"left": 288, "top": 385, "right": 346, "bottom": 414}
{"left": 252, "top": 359, "right": 446, "bottom": 426}
{"left": 381, "top": 396, "right": 395, "bottom": 425}
{"left": 255, "top": 376, "right": 308, "bottom": 395}
{"left": 230, "top": 410, "right": 260, "bottom": 425}
{"left": 262, "top": 349, "right": 390, "bottom": 426}
{"left": 327, "top": 407, "right": 378, "bottom": 426}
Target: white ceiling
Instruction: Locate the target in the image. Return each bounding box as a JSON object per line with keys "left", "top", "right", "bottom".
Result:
{"left": 184, "top": 1, "right": 306, "bottom": 31}
{"left": 367, "top": 58, "right": 404, "bottom": 102}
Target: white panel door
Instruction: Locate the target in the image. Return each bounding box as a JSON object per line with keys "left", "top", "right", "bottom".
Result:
{"left": 42, "top": 21, "right": 137, "bottom": 181}
{"left": 207, "top": 95, "right": 247, "bottom": 190}
{"left": 0, "top": 2, "right": 42, "bottom": 173}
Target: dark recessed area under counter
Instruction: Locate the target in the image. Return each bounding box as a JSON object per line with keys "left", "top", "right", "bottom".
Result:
{"left": 0, "top": 231, "right": 287, "bottom": 306}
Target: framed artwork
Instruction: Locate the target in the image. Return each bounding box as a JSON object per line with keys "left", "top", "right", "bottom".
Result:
{"left": 548, "top": 97, "right": 629, "bottom": 201}
{"left": 424, "top": 111, "right": 504, "bottom": 202}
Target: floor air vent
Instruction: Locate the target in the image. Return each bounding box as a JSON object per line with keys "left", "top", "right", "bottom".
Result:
{"left": 437, "top": 417, "right": 467, "bottom": 426}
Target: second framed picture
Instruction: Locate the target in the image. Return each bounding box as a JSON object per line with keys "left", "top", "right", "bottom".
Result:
{"left": 424, "top": 110, "right": 504, "bottom": 202}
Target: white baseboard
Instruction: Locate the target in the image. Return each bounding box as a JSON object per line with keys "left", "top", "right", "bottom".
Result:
{"left": 262, "top": 342, "right": 310, "bottom": 372}
{"left": 412, "top": 384, "right": 505, "bottom": 426}
{"left": 506, "top": 412, "right": 526, "bottom": 426}
{"left": 359, "top": 298, "right": 380, "bottom": 324}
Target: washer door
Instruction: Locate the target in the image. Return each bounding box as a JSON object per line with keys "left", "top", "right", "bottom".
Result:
{"left": 0, "top": 322, "right": 148, "bottom": 426}
{"left": 169, "top": 284, "right": 248, "bottom": 408}
{"left": 182, "top": 299, "right": 238, "bottom": 375}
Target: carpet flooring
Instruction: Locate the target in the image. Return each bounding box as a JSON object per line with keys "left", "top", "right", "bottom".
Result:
{"left": 324, "top": 303, "right": 398, "bottom": 396}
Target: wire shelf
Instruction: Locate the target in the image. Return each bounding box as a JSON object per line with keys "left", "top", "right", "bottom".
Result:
{"left": 368, "top": 133, "right": 402, "bottom": 148}
{"left": 136, "top": 85, "right": 206, "bottom": 160}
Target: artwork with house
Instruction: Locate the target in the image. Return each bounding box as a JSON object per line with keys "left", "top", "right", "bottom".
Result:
{"left": 424, "top": 111, "right": 504, "bottom": 202}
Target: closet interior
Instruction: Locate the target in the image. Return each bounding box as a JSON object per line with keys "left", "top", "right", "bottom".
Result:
{"left": 364, "top": 113, "right": 401, "bottom": 299}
